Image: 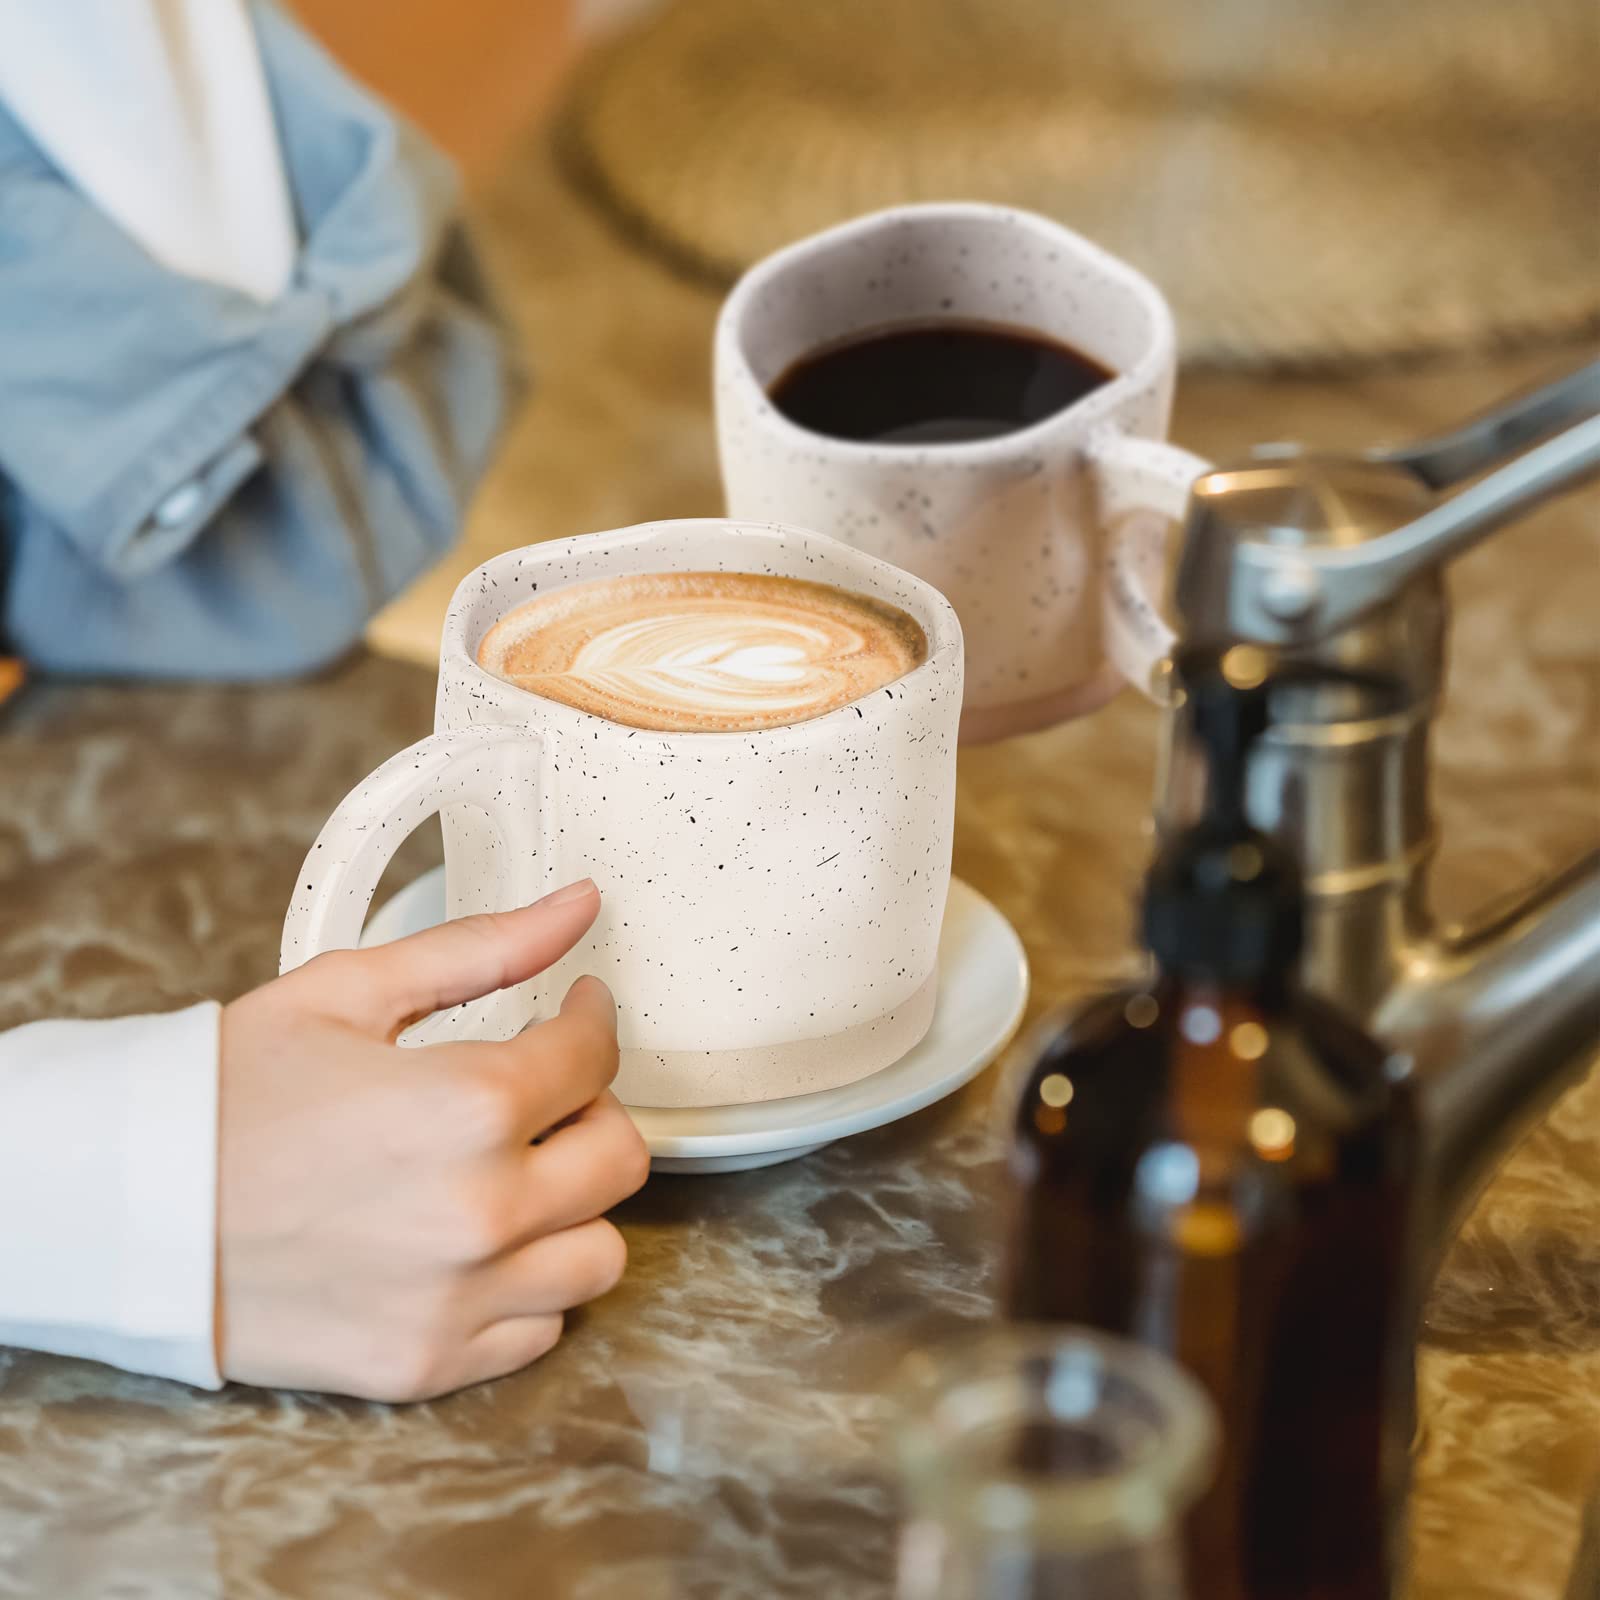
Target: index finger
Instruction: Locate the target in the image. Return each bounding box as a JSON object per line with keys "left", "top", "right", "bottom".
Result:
{"left": 307, "top": 879, "right": 601, "bottom": 1038}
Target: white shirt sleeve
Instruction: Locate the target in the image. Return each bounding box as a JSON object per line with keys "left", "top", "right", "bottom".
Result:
{"left": 0, "top": 1003, "right": 224, "bottom": 1389}
{"left": 0, "top": 0, "right": 296, "bottom": 303}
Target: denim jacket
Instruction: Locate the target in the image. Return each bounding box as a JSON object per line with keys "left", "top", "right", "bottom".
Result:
{"left": 0, "top": 2, "right": 522, "bottom": 678}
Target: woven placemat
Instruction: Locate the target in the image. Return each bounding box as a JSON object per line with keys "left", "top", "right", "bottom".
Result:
{"left": 555, "top": 0, "right": 1600, "bottom": 369}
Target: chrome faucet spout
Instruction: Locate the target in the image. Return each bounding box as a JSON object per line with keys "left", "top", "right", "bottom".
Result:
{"left": 1380, "top": 849, "right": 1600, "bottom": 1243}
{"left": 1163, "top": 356, "right": 1600, "bottom": 1255}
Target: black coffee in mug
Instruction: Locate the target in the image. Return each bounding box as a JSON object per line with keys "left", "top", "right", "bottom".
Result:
{"left": 768, "top": 320, "right": 1114, "bottom": 447}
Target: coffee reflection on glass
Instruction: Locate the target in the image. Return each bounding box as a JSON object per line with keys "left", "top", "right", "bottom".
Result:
{"left": 476, "top": 570, "right": 928, "bottom": 733}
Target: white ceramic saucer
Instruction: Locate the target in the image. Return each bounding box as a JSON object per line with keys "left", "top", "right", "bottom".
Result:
{"left": 361, "top": 869, "right": 1029, "bottom": 1173}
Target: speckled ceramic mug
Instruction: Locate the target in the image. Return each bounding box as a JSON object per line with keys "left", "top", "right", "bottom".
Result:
{"left": 280, "top": 519, "right": 962, "bottom": 1108}
{"left": 716, "top": 202, "right": 1209, "bottom": 742}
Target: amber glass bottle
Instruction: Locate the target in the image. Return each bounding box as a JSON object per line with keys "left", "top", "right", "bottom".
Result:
{"left": 1002, "top": 659, "right": 1418, "bottom": 1600}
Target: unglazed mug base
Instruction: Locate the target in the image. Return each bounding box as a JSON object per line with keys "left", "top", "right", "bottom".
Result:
{"left": 616, "top": 971, "right": 938, "bottom": 1107}
{"left": 957, "top": 661, "right": 1129, "bottom": 745}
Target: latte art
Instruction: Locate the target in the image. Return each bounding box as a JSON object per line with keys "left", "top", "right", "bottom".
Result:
{"left": 475, "top": 572, "right": 928, "bottom": 731}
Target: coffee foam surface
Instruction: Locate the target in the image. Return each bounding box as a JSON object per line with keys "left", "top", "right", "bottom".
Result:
{"left": 475, "top": 571, "right": 928, "bottom": 732}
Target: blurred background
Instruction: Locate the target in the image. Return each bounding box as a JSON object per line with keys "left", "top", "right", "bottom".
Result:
{"left": 287, "top": 0, "right": 1599, "bottom": 663}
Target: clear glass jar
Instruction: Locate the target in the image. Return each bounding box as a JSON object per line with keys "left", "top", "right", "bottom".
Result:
{"left": 893, "top": 1326, "right": 1217, "bottom": 1600}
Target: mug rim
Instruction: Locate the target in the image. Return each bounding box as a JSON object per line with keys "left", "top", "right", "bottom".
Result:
{"left": 717, "top": 200, "right": 1176, "bottom": 464}
{"left": 440, "top": 517, "right": 964, "bottom": 748}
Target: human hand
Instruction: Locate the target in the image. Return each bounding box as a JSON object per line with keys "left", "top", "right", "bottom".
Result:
{"left": 216, "top": 878, "right": 647, "bottom": 1400}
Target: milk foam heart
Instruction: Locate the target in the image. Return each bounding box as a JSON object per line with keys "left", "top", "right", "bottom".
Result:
{"left": 475, "top": 571, "right": 928, "bottom": 732}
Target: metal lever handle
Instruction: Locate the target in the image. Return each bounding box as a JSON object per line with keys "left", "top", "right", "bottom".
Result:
{"left": 1252, "top": 356, "right": 1600, "bottom": 490}
{"left": 1231, "top": 410, "right": 1600, "bottom": 644}
{"left": 1366, "top": 356, "right": 1600, "bottom": 490}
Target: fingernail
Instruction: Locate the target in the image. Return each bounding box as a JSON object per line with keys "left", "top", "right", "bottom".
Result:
{"left": 537, "top": 877, "right": 597, "bottom": 909}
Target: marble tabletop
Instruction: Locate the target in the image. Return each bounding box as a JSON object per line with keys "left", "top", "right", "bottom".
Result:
{"left": 0, "top": 141, "right": 1597, "bottom": 1600}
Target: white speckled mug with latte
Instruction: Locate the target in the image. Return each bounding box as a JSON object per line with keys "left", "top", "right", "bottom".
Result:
{"left": 281, "top": 519, "right": 962, "bottom": 1108}
{"left": 717, "top": 202, "right": 1210, "bottom": 742}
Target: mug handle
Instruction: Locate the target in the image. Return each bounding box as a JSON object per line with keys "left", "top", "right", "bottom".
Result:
{"left": 280, "top": 724, "right": 547, "bottom": 1041}
{"left": 1086, "top": 429, "right": 1212, "bottom": 699}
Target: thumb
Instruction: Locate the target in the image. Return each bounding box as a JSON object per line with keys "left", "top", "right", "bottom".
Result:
{"left": 558, "top": 972, "right": 618, "bottom": 1034}
{"left": 312, "top": 878, "right": 601, "bottom": 1036}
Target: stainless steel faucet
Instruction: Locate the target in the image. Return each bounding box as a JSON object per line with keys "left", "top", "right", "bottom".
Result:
{"left": 1159, "top": 358, "right": 1600, "bottom": 1248}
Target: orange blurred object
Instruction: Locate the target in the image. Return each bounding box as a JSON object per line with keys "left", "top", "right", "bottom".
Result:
{"left": 0, "top": 657, "right": 23, "bottom": 706}
{"left": 292, "top": 0, "right": 575, "bottom": 179}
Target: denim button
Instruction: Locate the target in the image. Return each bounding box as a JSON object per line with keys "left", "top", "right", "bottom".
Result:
{"left": 152, "top": 481, "right": 205, "bottom": 528}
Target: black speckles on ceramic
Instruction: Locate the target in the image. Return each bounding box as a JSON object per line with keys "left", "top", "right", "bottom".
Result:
{"left": 283, "top": 519, "right": 963, "bottom": 1108}
{"left": 714, "top": 202, "right": 1209, "bottom": 741}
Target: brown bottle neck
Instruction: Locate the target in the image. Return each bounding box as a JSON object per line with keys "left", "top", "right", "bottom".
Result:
{"left": 1152, "top": 966, "right": 1294, "bottom": 1021}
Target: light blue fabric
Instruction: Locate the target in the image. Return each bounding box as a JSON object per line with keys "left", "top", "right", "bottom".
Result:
{"left": 0, "top": 1, "right": 523, "bottom": 679}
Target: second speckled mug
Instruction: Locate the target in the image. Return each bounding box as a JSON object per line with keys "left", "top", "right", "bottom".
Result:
{"left": 716, "top": 202, "right": 1210, "bottom": 742}
{"left": 280, "top": 520, "right": 962, "bottom": 1108}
